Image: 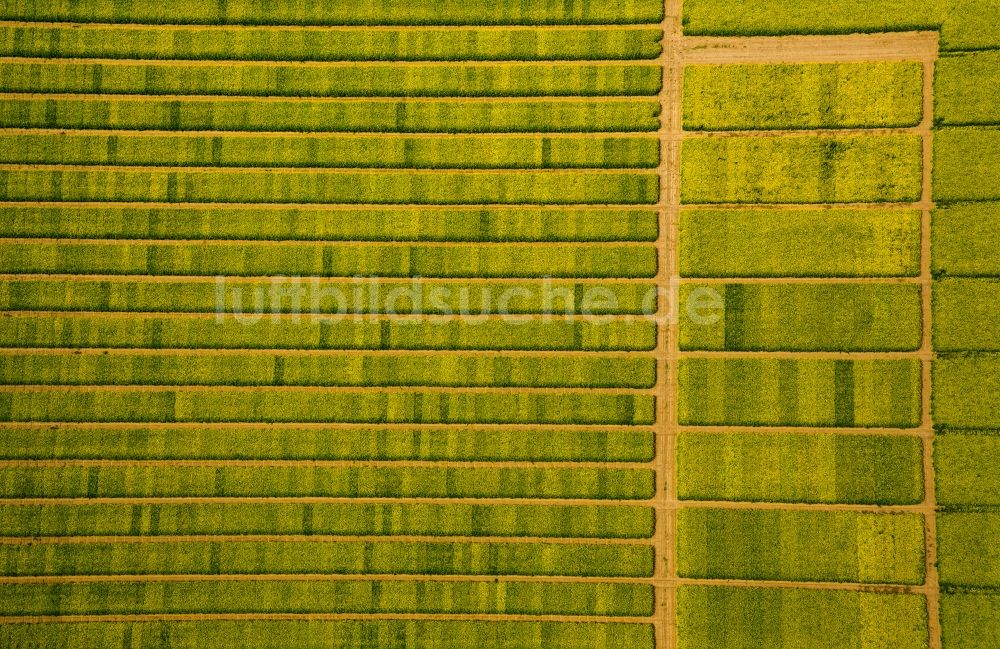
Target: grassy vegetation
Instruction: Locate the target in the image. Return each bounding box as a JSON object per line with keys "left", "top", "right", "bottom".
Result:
{"left": 684, "top": 62, "right": 922, "bottom": 130}
{"left": 937, "top": 512, "right": 1000, "bottom": 588}
{"left": 0, "top": 465, "right": 655, "bottom": 499}
{"left": 0, "top": 315, "right": 658, "bottom": 351}
{"left": 0, "top": 0, "right": 666, "bottom": 26}
{"left": 0, "top": 502, "right": 656, "bottom": 538}
{"left": 0, "top": 97, "right": 663, "bottom": 133}
{"left": 935, "top": 431, "right": 1000, "bottom": 506}
{"left": 0, "top": 426, "right": 655, "bottom": 462}
{"left": 677, "top": 586, "right": 928, "bottom": 649}
{"left": 681, "top": 134, "right": 923, "bottom": 204}
{"left": 0, "top": 579, "right": 655, "bottom": 617}
{"left": 677, "top": 509, "right": 926, "bottom": 584}
{"left": 0, "top": 132, "right": 659, "bottom": 169}
{"left": 0, "top": 205, "right": 660, "bottom": 242}
{"left": 0, "top": 168, "right": 660, "bottom": 204}
{"left": 934, "top": 127, "right": 1000, "bottom": 203}
{"left": 678, "top": 359, "right": 922, "bottom": 427}
{"left": 680, "top": 208, "right": 921, "bottom": 277}
{"left": 0, "top": 389, "right": 657, "bottom": 425}
{"left": 679, "top": 283, "right": 922, "bottom": 351}
{"left": 933, "top": 280, "right": 1000, "bottom": 351}
{"left": 940, "top": 592, "right": 1000, "bottom": 649}
{"left": 0, "top": 24, "right": 664, "bottom": 61}
{"left": 933, "top": 354, "right": 1000, "bottom": 428}
{"left": 0, "top": 538, "right": 655, "bottom": 577}
{"left": 0, "top": 620, "right": 655, "bottom": 649}
{"left": 933, "top": 202, "right": 1000, "bottom": 276}
{"left": 936, "top": 51, "right": 1000, "bottom": 126}
{"left": 0, "top": 352, "right": 656, "bottom": 388}
{"left": 0, "top": 61, "right": 662, "bottom": 97}
{"left": 0, "top": 279, "right": 656, "bottom": 315}
{"left": 677, "top": 433, "right": 924, "bottom": 504}
{"left": 0, "top": 242, "right": 658, "bottom": 278}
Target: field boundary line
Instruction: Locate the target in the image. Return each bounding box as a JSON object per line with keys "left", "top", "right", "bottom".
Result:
{"left": 0, "top": 612, "right": 652, "bottom": 625}
{"left": 0, "top": 573, "right": 653, "bottom": 585}
{"left": 0, "top": 310, "right": 657, "bottom": 322}
{"left": 0, "top": 163, "right": 654, "bottom": 175}
{"left": 0, "top": 384, "right": 656, "bottom": 395}
{"left": 0, "top": 237, "right": 656, "bottom": 248}
{"left": 0, "top": 20, "right": 664, "bottom": 33}
{"left": 0, "top": 92, "right": 659, "bottom": 104}
{"left": 678, "top": 351, "right": 933, "bottom": 360}
{"left": 0, "top": 348, "right": 655, "bottom": 359}
{"left": 0, "top": 534, "right": 653, "bottom": 546}
{"left": 681, "top": 127, "right": 928, "bottom": 138}
{"left": 681, "top": 32, "right": 939, "bottom": 64}
{"left": 0, "top": 459, "right": 650, "bottom": 470}
{"left": 0, "top": 421, "right": 656, "bottom": 431}
{"left": 0, "top": 55, "right": 663, "bottom": 67}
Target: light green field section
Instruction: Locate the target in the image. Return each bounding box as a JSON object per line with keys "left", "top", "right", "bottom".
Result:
{"left": 934, "top": 127, "right": 1000, "bottom": 203}
{"left": 0, "top": 61, "right": 662, "bottom": 97}
{"left": 0, "top": 242, "right": 658, "bottom": 278}
{"left": 0, "top": 133, "right": 659, "bottom": 169}
{"left": 0, "top": 352, "right": 656, "bottom": 388}
{"left": 684, "top": 62, "right": 922, "bottom": 130}
{"left": 678, "top": 359, "right": 922, "bottom": 427}
{"left": 680, "top": 208, "right": 921, "bottom": 277}
{"left": 937, "top": 512, "right": 1000, "bottom": 588}
{"left": 0, "top": 579, "right": 653, "bottom": 616}
{"left": 681, "top": 134, "right": 923, "bottom": 204}
{"left": 0, "top": 620, "right": 655, "bottom": 649}
{"left": 0, "top": 389, "right": 657, "bottom": 425}
{"left": 933, "top": 280, "right": 1000, "bottom": 351}
{"left": 0, "top": 97, "right": 663, "bottom": 133}
{"left": 677, "top": 433, "right": 924, "bottom": 504}
{"left": 935, "top": 431, "right": 1000, "bottom": 506}
{"left": 933, "top": 354, "right": 1000, "bottom": 428}
{"left": 0, "top": 279, "right": 657, "bottom": 315}
{"left": 0, "top": 315, "right": 658, "bottom": 351}
{"left": 0, "top": 168, "right": 659, "bottom": 204}
{"left": 682, "top": 0, "right": 999, "bottom": 51}
{"left": 679, "top": 283, "right": 922, "bottom": 351}
{"left": 941, "top": 592, "right": 1000, "bottom": 649}
{"left": 0, "top": 0, "right": 666, "bottom": 26}
{"left": 0, "top": 465, "right": 655, "bottom": 500}
{"left": 0, "top": 205, "right": 660, "bottom": 242}
{"left": 677, "top": 509, "right": 926, "bottom": 584}
{"left": 933, "top": 202, "right": 1000, "bottom": 276}
{"left": 0, "top": 24, "right": 663, "bottom": 61}
{"left": 936, "top": 51, "right": 1000, "bottom": 126}
{"left": 0, "top": 426, "right": 655, "bottom": 462}
{"left": 0, "top": 538, "right": 654, "bottom": 577}
{"left": 0, "top": 502, "right": 655, "bottom": 538}
{"left": 677, "top": 586, "right": 928, "bottom": 649}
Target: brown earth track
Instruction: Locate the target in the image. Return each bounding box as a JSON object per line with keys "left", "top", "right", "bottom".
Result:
{"left": 0, "top": 459, "right": 650, "bottom": 470}
{"left": 0, "top": 92, "right": 658, "bottom": 104}
{"left": 0, "top": 21, "right": 662, "bottom": 33}
{"left": 0, "top": 348, "right": 652, "bottom": 359}
{"left": 0, "top": 384, "right": 656, "bottom": 396}
{"left": 682, "top": 32, "right": 939, "bottom": 64}
{"left": 0, "top": 237, "right": 656, "bottom": 248}
{"left": 0, "top": 163, "right": 652, "bottom": 174}
{"left": 0, "top": 275, "right": 926, "bottom": 284}
{"left": 0, "top": 56, "right": 662, "bottom": 68}
{"left": 0, "top": 534, "right": 653, "bottom": 546}
{"left": 0, "top": 612, "right": 653, "bottom": 624}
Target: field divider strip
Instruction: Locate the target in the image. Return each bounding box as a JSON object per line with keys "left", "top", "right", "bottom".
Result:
{"left": 679, "top": 127, "right": 928, "bottom": 138}
{"left": 0, "top": 56, "right": 664, "bottom": 67}
{"left": 679, "top": 351, "right": 934, "bottom": 360}
{"left": 0, "top": 163, "right": 655, "bottom": 174}
{"left": 680, "top": 202, "right": 930, "bottom": 210}
{"left": 0, "top": 128, "right": 664, "bottom": 139}
{"left": 0, "top": 92, "right": 660, "bottom": 104}
{"left": 0, "top": 348, "right": 656, "bottom": 359}
{"left": 0, "top": 459, "right": 652, "bottom": 470}
{"left": 0, "top": 612, "right": 653, "bottom": 625}
{"left": 677, "top": 424, "right": 934, "bottom": 439}
{"left": 0, "top": 385, "right": 657, "bottom": 395}
{"left": 0, "top": 573, "right": 655, "bottom": 585}
{"left": 0, "top": 21, "right": 666, "bottom": 32}
{"left": 0, "top": 534, "right": 654, "bottom": 546}
{"left": 0, "top": 238, "right": 657, "bottom": 248}
{"left": 0, "top": 422, "right": 656, "bottom": 431}
{"left": 680, "top": 32, "right": 939, "bottom": 64}
{"left": 0, "top": 275, "right": 923, "bottom": 284}
{"left": 0, "top": 310, "right": 656, "bottom": 322}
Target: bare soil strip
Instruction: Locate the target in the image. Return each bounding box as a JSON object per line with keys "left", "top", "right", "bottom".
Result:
{"left": 0, "top": 534, "right": 653, "bottom": 546}
{"left": 0, "top": 163, "right": 651, "bottom": 175}
{"left": 0, "top": 459, "right": 650, "bottom": 470}
{"left": 0, "top": 348, "right": 651, "bottom": 360}
{"left": 0, "top": 92, "right": 656, "bottom": 104}
{"left": 0, "top": 237, "right": 655, "bottom": 248}
{"left": 0, "top": 55, "right": 663, "bottom": 68}
{"left": 0, "top": 21, "right": 662, "bottom": 32}
{"left": 0, "top": 385, "right": 656, "bottom": 396}
{"left": 0, "top": 612, "right": 652, "bottom": 624}
{"left": 682, "top": 32, "right": 939, "bottom": 64}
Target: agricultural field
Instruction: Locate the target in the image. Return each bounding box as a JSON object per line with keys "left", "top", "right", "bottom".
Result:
{"left": 0, "top": 1, "right": 997, "bottom": 648}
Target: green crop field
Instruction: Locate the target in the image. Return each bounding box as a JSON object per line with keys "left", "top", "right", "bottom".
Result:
{"left": 0, "top": 0, "right": 996, "bottom": 648}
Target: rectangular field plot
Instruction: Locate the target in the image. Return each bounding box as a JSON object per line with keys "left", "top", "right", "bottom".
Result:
{"left": 933, "top": 279, "right": 1000, "bottom": 351}
{"left": 0, "top": 426, "right": 656, "bottom": 462}
{"left": 679, "top": 208, "right": 921, "bottom": 277}
{"left": 941, "top": 592, "right": 1000, "bottom": 649}
{"left": 683, "top": 62, "right": 922, "bottom": 130}
{"left": 0, "top": 168, "right": 660, "bottom": 204}
{"left": 0, "top": 97, "right": 664, "bottom": 133}
{"left": 0, "top": 388, "right": 657, "bottom": 425}
{"left": 0, "top": 315, "right": 658, "bottom": 351}
{"left": 934, "top": 127, "right": 1000, "bottom": 203}
{"left": 679, "top": 283, "right": 922, "bottom": 351}
{"left": 0, "top": 502, "right": 655, "bottom": 538}
{"left": 0, "top": 579, "right": 654, "bottom": 617}
{"left": 0, "top": 620, "right": 655, "bottom": 649}
{"left": 935, "top": 431, "right": 1000, "bottom": 506}
{"left": 678, "top": 359, "right": 922, "bottom": 427}
{"left": 0, "top": 24, "right": 664, "bottom": 61}
{"left": 936, "top": 51, "right": 1000, "bottom": 126}
{"left": 677, "top": 433, "right": 924, "bottom": 504}
{"left": 677, "top": 509, "right": 925, "bottom": 584}
{"left": 937, "top": 512, "right": 1000, "bottom": 588}
{"left": 0, "top": 465, "right": 656, "bottom": 499}
{"left": 0, "top": 538, "right": 655, "bottom": 577}
{"left": 0, "top": 61, "right": 662, "bottom": 97}
{"left": 933, "top": 355, "right": 1000, "bottom": 427}
{"left": 0, "top": 205, "right": 660, "bottom": 242}
{"left": 933, "top": 202, "right": 1000, "bottom": 276}
{"left": 677, "top": 586, "right": 928, "bottom": 649}
{"left": 681, "top": 134, "right": 923, "bottom": 204}
{"left": 0, "top": 242, "right": 658, "bottom": 278}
